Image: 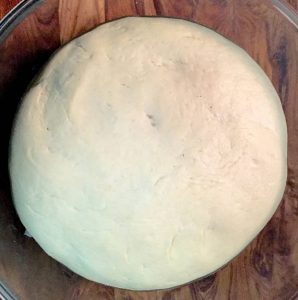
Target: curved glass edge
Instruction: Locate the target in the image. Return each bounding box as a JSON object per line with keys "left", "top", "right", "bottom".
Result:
{"left": 0, "top": 281, "right": 17, "bottom": 300}
{"left": 0, "top": 0, "right": 44, "bottom": 44}
{"left": 0, "top": 0, "right": 297, "bottom": 45}
{"left": 272, "top": 0, "right": 298, "bottom": 28}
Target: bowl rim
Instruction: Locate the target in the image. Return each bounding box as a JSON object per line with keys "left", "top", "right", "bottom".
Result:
{"left": 0, "top": 0, "right": 44, "bottom": 44}
{"left": 0, "top": 0, "right": 297, "bottom": 45}
{"left": 272, "top": 0, "right": 298, "bottom": 28}
{"left": 0, "top": 281, "right": 17, "bottom": 300}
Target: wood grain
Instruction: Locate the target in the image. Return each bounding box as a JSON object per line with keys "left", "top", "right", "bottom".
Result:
{"left": 287, "top": 0, "right": 298, "bottom": 10}
{"left": 0, "top": 1, "right": 297, "bottom": 299}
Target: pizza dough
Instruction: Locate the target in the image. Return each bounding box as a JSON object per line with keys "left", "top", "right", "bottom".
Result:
{"left": 9, "top": 17, "right": 287, "bottom": 290}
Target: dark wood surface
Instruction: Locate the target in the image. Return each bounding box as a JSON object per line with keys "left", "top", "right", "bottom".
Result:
{"left": 287, "top": 0, "right": 298, "bottom": 10}
{"left": 0, "top": 1, "right": 297, "bottom": 299}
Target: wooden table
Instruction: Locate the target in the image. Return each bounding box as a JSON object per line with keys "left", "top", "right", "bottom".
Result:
{"left": 0, "top": 1, "right": 297, "bottom": 299}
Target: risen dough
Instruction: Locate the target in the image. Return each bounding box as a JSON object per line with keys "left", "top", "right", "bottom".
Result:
{"left": 10, "top": 17, "right": 287, "bottom": 290}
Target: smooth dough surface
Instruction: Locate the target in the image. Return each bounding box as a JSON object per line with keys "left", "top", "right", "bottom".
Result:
{"left": 10, "top": 17, "right": 287, "bottom": 290}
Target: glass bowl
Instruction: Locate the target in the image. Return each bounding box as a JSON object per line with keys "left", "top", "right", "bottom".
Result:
{"left": 0, "top": 0, "right": 297, "bottom": 299}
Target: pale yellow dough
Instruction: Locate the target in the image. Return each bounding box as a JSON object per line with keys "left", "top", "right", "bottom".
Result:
{"left": 10, "top": 17, "right": 287, "bottom": 290}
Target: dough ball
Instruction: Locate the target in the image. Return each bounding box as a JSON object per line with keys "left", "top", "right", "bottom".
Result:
{"left": 10, "top": 17, "right": 287, "bottom": 290}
